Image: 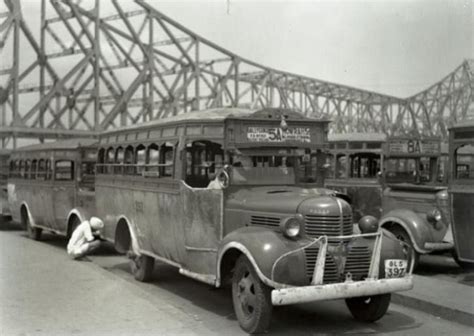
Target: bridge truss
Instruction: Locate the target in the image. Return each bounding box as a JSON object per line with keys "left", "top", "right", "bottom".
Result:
{"left": 0, "top": 0, "right": 472, "bottom": 148}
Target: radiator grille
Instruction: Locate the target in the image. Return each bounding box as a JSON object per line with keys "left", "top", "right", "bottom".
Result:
{"left": 344, "top": 246, "right": 371, "bottom": 280}
{"left": 304, "top": 214, "right": 353, "bottom": 238}
{"left": 250, "top": 215, "right": 280, "bottom": 227}
{"left": 304, "top": 247, "right": 339, "bottom": 284}
{"left": 305, "top": 245, "right": 371, "bottom": 284}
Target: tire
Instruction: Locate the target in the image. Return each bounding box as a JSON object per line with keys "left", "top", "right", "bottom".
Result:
{"left": 389, "top": 226, "right": 419, "bottom": 271}
{"left": 130, "top": 254, "right": 154, "bottom": 282}
{"left": 345, "top": 294, "right": 391, "bottom": 322}
{"left": 232, "top": 255, "right": 272, "bottom": 334}
{"left": 22, "top": 209, "right": 42, "bottom": 241}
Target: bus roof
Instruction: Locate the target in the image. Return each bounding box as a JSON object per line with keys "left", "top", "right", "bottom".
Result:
{"left": 103, "top": 107, "right": 329, "bottom": 136}
{"left": 449, "top": 119, "right": 474, "bottom": 130}
{"left": 328, "top": 132, "right": 387, "bottom": 142}
{"left": 13, "top": 138, "right": 97, "bottom": 153}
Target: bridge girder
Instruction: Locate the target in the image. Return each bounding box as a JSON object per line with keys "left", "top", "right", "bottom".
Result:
{"left": 0, "top": 0, "right": 472, "bottom": 148}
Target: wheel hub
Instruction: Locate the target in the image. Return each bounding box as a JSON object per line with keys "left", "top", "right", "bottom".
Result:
{"left": 237, "top": 271, "right": 257, "bottom": 317}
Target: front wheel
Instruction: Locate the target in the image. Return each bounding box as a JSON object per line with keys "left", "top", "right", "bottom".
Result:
{"left": 345, "top": 294, "right": 391, "bottom": 322}
{"left": 389, "top": 226, "right": 419, "bottom": 271}
{"left": 130, "top": 254, "right": 154, "bottom": 282}
{"left": 232, "top": 255, "right": 272, "bottom": 334}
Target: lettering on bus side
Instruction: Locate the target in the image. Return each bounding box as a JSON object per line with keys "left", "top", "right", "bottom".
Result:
{"left": 135, "top": 201, "right": 144, "bottom": 213}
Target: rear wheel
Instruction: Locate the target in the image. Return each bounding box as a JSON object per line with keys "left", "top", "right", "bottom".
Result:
{"left": 22, "top": 209, "right": 42, "bottom": 241}
{"left": 232, "top": 255, "right": 272, "bottom": 334}
{"left": 389, "top": 226, "right": 419, "bottom": 271}
{"left": 345, "top": 294, "right": 391, "bottom": 322}
{"left": 130, "top": 254, "right": 154, "bottom": 282}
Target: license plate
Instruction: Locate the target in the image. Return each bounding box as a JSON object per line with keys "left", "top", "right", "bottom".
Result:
{"left": 384, "top": 259, "right": 407, "bottom": 278}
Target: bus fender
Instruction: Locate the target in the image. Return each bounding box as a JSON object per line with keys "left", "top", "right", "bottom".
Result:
{"left": 20, "top": 202, "right": 37, "bottom": 228}
{"left": 66, "top": 208, "right": 90, "bottom": 226}
{"left": 114, "top": 215, "right": 141, "bottom": 255}
{"left": 379, "top": 209, "right": 431, "bottom": 253}
{"left": 216, "top": 226, "right": 307, "bottom": 288}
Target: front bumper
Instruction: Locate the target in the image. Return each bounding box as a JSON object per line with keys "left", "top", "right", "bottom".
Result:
{"left": 272, "top": 275, "right": 413, "bottom": 306}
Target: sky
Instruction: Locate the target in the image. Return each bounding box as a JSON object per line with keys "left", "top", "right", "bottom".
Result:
{"left": 10, "top": 0, "right": 474, "bottom": 98}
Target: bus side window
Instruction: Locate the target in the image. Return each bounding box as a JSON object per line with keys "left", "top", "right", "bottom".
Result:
{"left": 31, "top": 159, "right": 38, "bottom": 180}
{"left": 146, "top": 143, "right": 160, "bottom": 177}
{"left": 55, "top": 160, "right": 74, "bottom": 181}
{"left": 160, "top": 142, "right": 175, "bottom": 177}
{"left": 19, "top": 160, "right": 24, "bottom": 178}
{"left": 106, "top": 147, "right": 114, "bottom": 174}
{"left": 336, "top": 154, "right": 347, "bottom": 178}
{"left": 25, "top": 160, "right": 31, "bottom": 179}
{"left": 124, "top": 145, "right": 135, "bottom": 175}
{"left": 45, "top": 160, "right": 52, "bottom": 180}
{"left": 37, "top": 159, "right": 46, "bottom": 180}
{"left": 135, "top": 145, "right": 146, "bottom": 175}
{"left": 9, "top": 160, "right": 16, "bottom": 178}
{"left": 97, "top": 148, "right": 105, "bottom": 174}
{"left": 115, "top": 147, "right": 124, "bottom": 175}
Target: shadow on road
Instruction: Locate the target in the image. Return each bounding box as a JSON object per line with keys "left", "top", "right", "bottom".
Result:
{"left": 0, "top": 220, "right": 23, "bottom": 231}
{"left": 105, "top": 259, "right": 420, "bottom": 335}
{"left": 417, "top": 253, "right": 474, "bottom": 287}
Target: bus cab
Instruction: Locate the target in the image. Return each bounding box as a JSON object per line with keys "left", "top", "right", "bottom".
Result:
{"left": 448, "top": 120, "right": 474, "bottom": 268}
{"left": 85, "top": 108, "right": 412, "bottom": 333}
{"left": 8, "top": 138, "right": 97, "bottom": 240}
{"left": 326, "top": 133, "right": 452, "bottom": 269}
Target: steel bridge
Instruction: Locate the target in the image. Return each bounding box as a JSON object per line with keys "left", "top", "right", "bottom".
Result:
{"left": 0, "top": 0, "right": 472, "bottom": 148}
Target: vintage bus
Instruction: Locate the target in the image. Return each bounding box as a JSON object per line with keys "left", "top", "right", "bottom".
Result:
{"left": 448, "top": 120, "right": 474, "bottom": 268}
{"left": 8, "top": 138, "right": 97, "bottom": 240}
{"left": 326, "top": 133, "right": 452, "bottom": 269}
{"left": 0, "top": 149, "right": 11, "bottom": 223}
{"left": 80, "top": 108, "right": 412, "bottom": 333}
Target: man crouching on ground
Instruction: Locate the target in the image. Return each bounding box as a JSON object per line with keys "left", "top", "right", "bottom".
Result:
{"left": 67, "top": 217, "right": 104, "bottom": 260}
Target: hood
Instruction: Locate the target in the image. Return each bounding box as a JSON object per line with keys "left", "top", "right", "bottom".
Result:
{"left": 226, "top": 186, "right": 340, "bottom": 214}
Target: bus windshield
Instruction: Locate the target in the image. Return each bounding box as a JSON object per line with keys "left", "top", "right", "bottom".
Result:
{"left": 229, "top": 149, "right": 320, "bottom": 185}
{"left": 385, "top": 157, "right": 435, "bottom": 184}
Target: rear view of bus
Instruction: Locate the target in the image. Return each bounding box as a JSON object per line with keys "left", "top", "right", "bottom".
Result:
{"left": 8, "top": 139, "right": 97, "bottom": 240}
{"left": 448, "top": 121, "right": 474, "bottom": 268}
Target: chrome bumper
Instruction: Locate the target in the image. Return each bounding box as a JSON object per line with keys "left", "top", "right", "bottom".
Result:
{"left": 272, "top": 276, "right": 413, "bottom": 306}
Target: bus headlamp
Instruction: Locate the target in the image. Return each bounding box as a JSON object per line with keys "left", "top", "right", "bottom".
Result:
{"left": 281, "top": 214, "right": 304, "bottom": 238}
{"left": 358, "top": 215, "right": 379, "bottom": 234}
{"left": 427, "top": 209, "right": 442, "bottom": 223}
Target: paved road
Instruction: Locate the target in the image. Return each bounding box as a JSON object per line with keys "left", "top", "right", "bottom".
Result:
{"left": 0, "top": 224, "right": 472, "bottom": 336}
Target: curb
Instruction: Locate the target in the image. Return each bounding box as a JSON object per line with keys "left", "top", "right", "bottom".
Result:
{"left": 392, "top": 291, "right": 474, "bottom": 327}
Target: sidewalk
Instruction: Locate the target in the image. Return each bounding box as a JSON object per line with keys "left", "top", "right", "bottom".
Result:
{"left": 393, "top": 274, "right": 474, "bottom": 327}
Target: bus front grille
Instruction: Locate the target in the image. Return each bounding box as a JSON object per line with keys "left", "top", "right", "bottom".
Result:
{"left": 304, "top": 247, "right": 339, "bottom": 284}
{"left": 344, "top": 246, "right": 371, "bottom": 280}
{"left": 304, "top": 214, "right": 353, "bottom": 238}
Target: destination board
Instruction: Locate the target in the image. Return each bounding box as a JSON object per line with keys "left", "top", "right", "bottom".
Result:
{"left": 246, "top": 126, "right": 311, "bottom": 143}
{"left": 388, "top": 139, "right": 439, "bottom": 155}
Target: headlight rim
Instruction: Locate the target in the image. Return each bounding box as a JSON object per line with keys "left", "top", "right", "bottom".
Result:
{"left": 281, "top": 215, "right": 303, "bottom": 239}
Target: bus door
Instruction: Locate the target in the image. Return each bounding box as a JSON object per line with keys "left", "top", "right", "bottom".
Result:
{"left": 52, "top": 159, "right": 76, "bottom": 232}
{"left": 181, "top": 141, "right": 224, "bottom": 274}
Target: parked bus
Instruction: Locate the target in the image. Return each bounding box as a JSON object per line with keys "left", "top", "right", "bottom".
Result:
{"left": 448, "top": 120, "right": 474, "bottom": 268}
{"left": 326, "top": 133, "right": 452, "bottom": 269}
{"left": 0, "top": 149, "right": 11, "bottom": 223}
{"left": 8, "top": 138, "right": 97, "bottom": 240}
{"left": 79, "top": 108, "right": 412, "bottom": 333}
